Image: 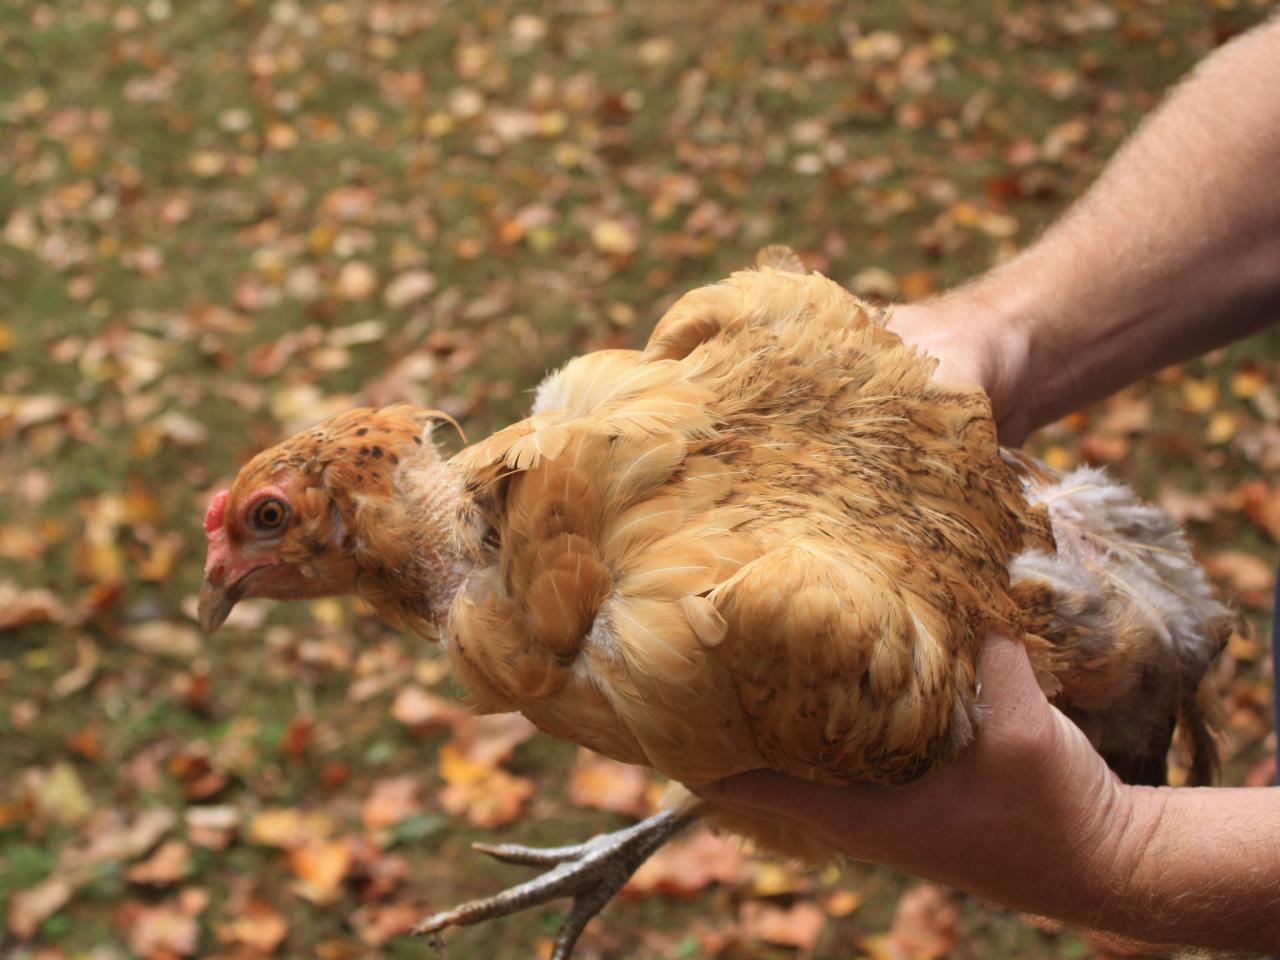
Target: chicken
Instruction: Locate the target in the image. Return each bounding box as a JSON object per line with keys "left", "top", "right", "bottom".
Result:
{"left": 199, "top": 247, "right": 1232, "bottom": 957}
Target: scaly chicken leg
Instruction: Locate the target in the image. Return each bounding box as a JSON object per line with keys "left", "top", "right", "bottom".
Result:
{"left": 413, "top": 808, "right": 702, "bottom": 959}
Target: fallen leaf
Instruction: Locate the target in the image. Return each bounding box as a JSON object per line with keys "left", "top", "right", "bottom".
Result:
{"left": 350, "top": 901, "right": 425, "bottom": 946}
{"left": 119, "top": 897, "right": 203, "bottom": 959}
{"left": 0, "top": 583, "right": 64, "bottom": 631}
{"left": 863, "top": 884, "right": 959, "bottom": 960}
{"left": 185, "top": 804, "right": 240, "bottom": 850}
{"left": 336, "top": 261, "right": 377, "bottom": 300}
{"left": 824, "top": 888, "right": 863, "bottom": 917}
{"left": 390, "top": 686, "right": 459, "bottom": 734}
{"left": 384, "top": 271, "right": 435, "bottom": 309}
{"left": 228, "top": 898, "right": 289, "bottom": 953}
{"left": 447, "top": 712, "right": 537, "bottom": 768}
{"left": 34, "top": 762, "right": 93, "bottom": 825}
{"left": 592, "top": 219, "right": 636, "bottom": 256}
{"left": 361, "top": 775, "right": 424, "bottom": 831}
{"left": 289, "top": 838, "right": 353, "bottom": 904}
{"left": 438, "top": 745, "right": 534, "bottom": 829}
{"left": 247, "top": 808, "right": 336, "bottom": 849}
{"left": 626, "top": 831, "right": 745, "bottom": 897}
{"left": 739, "top": 901, "right": 826, "bottom": 950}
{"left": 7, "top": 877, "right": 73, "bottom": 939}
{"left": 1203, "top": 550, "right": 1274, "bottom": 606}
{"left": 122, "top": 621, "right": 202, "bottom": 659}
{"left": 1239, "top": 479, "right": 1280, "bottom": 542}
{"left": 125, "top": 840, "right": 191, "bottom": 886}
{"left": 746, "top": 859, "right": 811, "bottom": 898}
{"left": 567, "top": 750, "right": 652, "bottom": 817}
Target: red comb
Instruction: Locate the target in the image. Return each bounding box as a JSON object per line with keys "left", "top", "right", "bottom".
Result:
{"left": 204, "top": 490, "right": 230, "bottom": 534}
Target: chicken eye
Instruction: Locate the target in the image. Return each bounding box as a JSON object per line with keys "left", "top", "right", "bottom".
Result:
{"left": 249, "top": 498, "right": 290, "bottom": 535}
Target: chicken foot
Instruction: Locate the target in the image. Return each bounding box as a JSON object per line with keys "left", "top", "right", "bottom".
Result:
{"left": 413, "top": 808, "right": 701, "bottom": 959}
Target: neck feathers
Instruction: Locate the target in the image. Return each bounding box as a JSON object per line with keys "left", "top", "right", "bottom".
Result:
{"left": 342, "top": 439, "right": 475, "bottom": 637}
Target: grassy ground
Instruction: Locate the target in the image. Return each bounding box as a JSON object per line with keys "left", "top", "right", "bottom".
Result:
{"left": 1, "top": 1, "right": 1277, "bottom": 958}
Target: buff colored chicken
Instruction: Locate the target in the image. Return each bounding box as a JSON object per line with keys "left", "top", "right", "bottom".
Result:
{"left": 199, "top": 248, "right": 1231, "bottom": 958}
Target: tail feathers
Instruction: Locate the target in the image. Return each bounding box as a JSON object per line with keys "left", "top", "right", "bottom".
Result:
{"left": 1177, "top": 677, "right": 1223, "bottom": 787}
{"left": 1101, "top": 679, "right": 1221, "bottom": 788}
{"left": 1101, "top": 715, "right": 1176, "bottom": 787}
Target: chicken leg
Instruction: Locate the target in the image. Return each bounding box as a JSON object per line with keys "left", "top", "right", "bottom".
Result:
{"left": 413, "top": 808, "right": 701, "bottom": 959}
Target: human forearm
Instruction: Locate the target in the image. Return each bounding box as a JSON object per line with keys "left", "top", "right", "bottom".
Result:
{"left": 894, "top": 16, "right": 1280, "bottom": 439}
{"left": 1097, "top": 785, "right": 1280, "bottom": 953}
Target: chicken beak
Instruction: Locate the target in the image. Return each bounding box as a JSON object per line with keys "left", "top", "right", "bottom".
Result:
{"left": 197, "top": 576, "right": 243, "bottom": 633}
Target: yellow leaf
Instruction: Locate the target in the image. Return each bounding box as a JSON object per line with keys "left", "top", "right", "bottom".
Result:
{"left": 247, "top": 808, "right": 336, "bottom": 849}
{"left": 591, "top": 219, "right": 636, "bottom": 256}
{"left": 1205, "top": 410, "right": 1237, "bottom": 445}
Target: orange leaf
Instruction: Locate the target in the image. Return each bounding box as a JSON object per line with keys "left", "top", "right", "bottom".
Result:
{"left": 228, "top": 898, "right": 289, "bottom": 953}
{"left": 625, "top": 831, "right": 745, "bottom": 897}
{"left": 288, "top": 838, "right": 353, "bottom": 904}
{"left": 567, "top": 749, "right": 652, "bottom": 817}
{"left": 438, "top": 758, "right": 533, "bottom": 829}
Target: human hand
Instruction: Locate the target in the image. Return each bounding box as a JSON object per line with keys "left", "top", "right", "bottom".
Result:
{"left": 691, "top": 634, "right": 1146, "bottom": 928}
{"left": 889, "top": 299, "right": 1035, "bottom": 446}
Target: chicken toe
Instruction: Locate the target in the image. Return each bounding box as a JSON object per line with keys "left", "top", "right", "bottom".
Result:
{"left": 413, "top": 808, "right": 699, "bottom": 959}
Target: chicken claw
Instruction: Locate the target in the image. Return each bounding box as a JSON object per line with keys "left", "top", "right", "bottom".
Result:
{"left": 413, "top": 808, "right": 700, "bottom": 959}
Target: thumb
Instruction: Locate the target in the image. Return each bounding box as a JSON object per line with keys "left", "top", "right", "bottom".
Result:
{"left": 975, "top": 631, "right": 1047, "bottom": 711}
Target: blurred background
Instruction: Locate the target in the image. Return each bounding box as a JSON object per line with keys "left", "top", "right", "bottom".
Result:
{"left": 2, "top": 1, "right": 1277, "bottom": 957}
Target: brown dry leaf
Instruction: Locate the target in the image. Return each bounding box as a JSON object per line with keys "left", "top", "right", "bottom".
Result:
{"left": 71, "top": 808, "right": 178, "bottom": 870}
{"left": 1094, "top": 392, "right": 1153, "bottom": 435}
{"left": 361, "top": 775, "right": 424, "bottom": 831}
{"left": 1078, "top": 432, "right": 1130, "bottom": 464}
{"left": 185, "top": 805, "right": 240, "bottom": 850}
{"left": 390, "top": 686, "right": 459, "bottom": 735}
{"left": 625, "top": 831, "right": 745, "bottom": 897}
{"left": 0, "top": 583, "right": 64, "bottom": 631}
{"left": 739, "top": 901, "right": 826, "bottom": 950}
{"left": 122, "top": 621, "right": 202, "bottom": 659}
{"left": 288, "top": 838, "right": 353, "bottom": 904}
{"left": 567, "top": 749, "right": 652, "bottom": 817}
{"left": 447, "top": 712, "right": 538, "bottom": 768}
{"left": 125, "top": 840, "right": 191, "bottom": 886}
{"left": 119, "top": 894, "right": 205, "bottom": 959}
{"left": 350, "top": 901, "right": 425, "bottom": 946}
{"left": 52, "top": 637, "right": 100, "bottom": 698}
{"left": 863, "top": 884, "right": 960, "bottom": 960}
{"left": 1238, "top": 479, "right": 1280, "bottom": 542}
{"left": 1203, "top": 550, "right": 1274, "bottom": 606}
{"left": 8, "top": 876, "right": 73, "bottom": 939}
{"left": 384, "top": 270, "right": 436, "bottom": 309}
{"left": 247, "top": 808, "right": 336, "bottom": 849}
{"left": 228, "top": 898, "right": 289, "bottom": 953}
